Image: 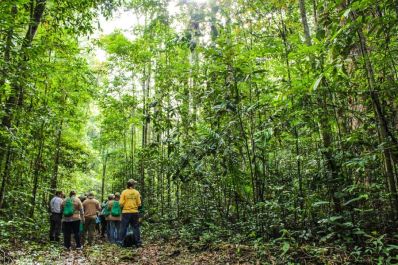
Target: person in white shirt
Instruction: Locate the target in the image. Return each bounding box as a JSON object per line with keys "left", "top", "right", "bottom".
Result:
{"left": 49, "top": 191, "right": 64, "bottom": 242}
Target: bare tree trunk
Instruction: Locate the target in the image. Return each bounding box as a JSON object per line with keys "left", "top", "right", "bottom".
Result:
{"left": 131, "top": 123, "right": 135, "bottom": 178}
{"left": 0, "top": 146, "right": 12, "bottom": 209}
{"left": 101, "top": 151, "right": 108, "bottom": 202}
{"left": 141, "top": 66, "right": 148, "bottom": 198}
{"left": 0, "top": 5, "right": 18, "bottom": 92}
{"left": 354, "top": 14, "right": 398, "bottom": 214}
{"left": 299, "top": 0, "right": 342, "bottom": 213}
{"left": 1, "top": 0, "right": 47, "bottom": 139}
{"left": 299, "top": 0, "right": 312, "bottom": 46}
{"left": 30, "top": 121, "right": 46, "bottom": 218}
{"left": 50, "top": 119, "right": 63, "bottom": 195}
{"left": 0, "top": 1, "right": 47, "bottom": 198}
{"left": 280, "top": 8, "right": 306, "bottom": 214}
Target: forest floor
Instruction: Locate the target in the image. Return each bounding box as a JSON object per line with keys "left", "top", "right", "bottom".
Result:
{"left": 1, "top": 237, "right": 261, "bottom": 265}
{"left": 1, "top": 229, "right": 375, "bottom": 264}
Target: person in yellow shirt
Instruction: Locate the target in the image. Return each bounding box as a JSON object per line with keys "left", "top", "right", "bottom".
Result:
{"left": 119, "top": 179, "right": 142, "bottom": 247}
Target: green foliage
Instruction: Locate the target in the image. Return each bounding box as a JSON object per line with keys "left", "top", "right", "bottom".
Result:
{"left": 1, "top": 0, "right": 398, "bottom": 263}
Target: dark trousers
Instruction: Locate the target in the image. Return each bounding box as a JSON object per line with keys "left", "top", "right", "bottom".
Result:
{"left": 49, "top": 213, "right": 62, "bottom": 241}
{"left": 100, "top": 215, "right": 107, "bottom": 237}
{"left": 106, "top": 220, "right": 112, "bottom": 241}
{"left": 95, "top": 217, "right": 100, "bottom": 233}
{"left": 83, "top": 217, "right": 96, "bottom": 245}
{"left": 63, "top": 220, "right": 81, "bottom": 249}
{"left": 120, "top": 213, "right": 141, "bottom": 246}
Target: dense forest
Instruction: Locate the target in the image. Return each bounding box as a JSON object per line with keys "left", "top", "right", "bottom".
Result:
{"left": 1, "top": 0, "right": 398, "bottom": 263}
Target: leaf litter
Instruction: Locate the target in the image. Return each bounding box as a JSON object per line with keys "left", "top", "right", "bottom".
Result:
{"left": 4, "top": 239, "right": 260, "bottom": 264}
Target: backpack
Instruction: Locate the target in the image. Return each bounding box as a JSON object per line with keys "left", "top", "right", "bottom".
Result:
{"left": 138, "top": 204, "right": 144, "bottom": 214}
{"left": 111, "top": 201, "right": 121, "bottom": 217}
{"left": 63, "top": 198, "right": 74, "bottom": 217}
{"left": 123, "top": 232, "right": 136, "bottom": 247}
{"left": 101, "top": 202, "right": 110, "bottom": 216}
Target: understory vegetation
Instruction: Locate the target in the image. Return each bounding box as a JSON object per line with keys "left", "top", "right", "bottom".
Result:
{"left": 1, "top": 0, "right": 398, "bottom": 263}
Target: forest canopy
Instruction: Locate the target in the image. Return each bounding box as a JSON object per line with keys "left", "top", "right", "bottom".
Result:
{"left": 1, "top": 0, "right": 398, "bottom": 263}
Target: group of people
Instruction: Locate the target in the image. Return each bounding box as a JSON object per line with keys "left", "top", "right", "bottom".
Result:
{"left": 49, "top": 179, "right": 142, "bottom": 250}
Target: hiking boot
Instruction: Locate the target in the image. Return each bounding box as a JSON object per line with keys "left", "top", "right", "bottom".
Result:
{"left": 76, "top": 246, "right": 83, "bottom": 251}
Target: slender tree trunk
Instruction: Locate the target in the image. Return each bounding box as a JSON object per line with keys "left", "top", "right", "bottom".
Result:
{"left": 312, "top": 0, "right": 318, "bottom": 25}
{"left": 50, "top": 119, "right": 63, "bottom": 195}
{"left": 101, "top": 151, "right": 108, "bottom": 202}
{"left": 299, "top": 0, "right": 342, "bottom": 213}
{"left": 299, "top": 0, "right": 312, "bottom": 46}
{"left": 0, "top": 0, "right": 47, "bottom": 135}
{"left": 354, "top": 14, "right": 398, "bottom": 214}
{"left": 160, "top": 139, "right": 165, "bottom": 217}
{"left": 0, "top": 1, "right": 47, "bottom": 197}
{"left": 166, "top": 122, "right": 172, "bottom": 211}
{"left": 280, "top": 8, "right": 306, "bottom": 213}
{"left": 230, "top": 66, "right": 256, "bottom": 204}
{"left": 295, "top": 127, "right": 304, "bottom": 211}
{"left": 0, "top": 5, "right": 18, "bottom": 91}
{"left": 393, "top": 1, "right": 398, "bottom": 18}
{"left": 123, "top": 129, "right": 129, "bottom": 182}
{"left": 131, "top": 123, "right": 135, "bottom": 178}
{"left": 140, "top": 64, "right": 150, "bottom": 197}
{"left": 0, "top": 146, "right": 12, "bottom": 209}
{"left": 30, "top": 121, "right": 46, "bottom": 218}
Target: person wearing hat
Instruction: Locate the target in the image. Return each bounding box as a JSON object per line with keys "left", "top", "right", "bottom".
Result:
{"left": 105, "top": 193, "right": 115, "bottom": 240}
{"left": 106, "top": 192, "right": 122, "bottom": 243}
{"left": 82, "top": 191, "right": 101, "bottom": 245}
{"left": 61, "top": 191, "right": 84, "bottom": 250}
{"left": 78, "top": 194, "right": 87, "bottom": 243}
{"left": 49, "top": 191, "right": 64, "bottom": 242}
{"left": 119, "top": 179, "right": 142, "bottom": 247}
{"left": 79, "top": 194, "right": 87, "bottom": 203}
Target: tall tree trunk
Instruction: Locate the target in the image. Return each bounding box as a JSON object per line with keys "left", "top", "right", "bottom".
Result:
{"left": 123, "top": 128, "right": 129, "bottom": 182}
{"left": 279, "top": 8, "right": 306, "bottom": 214}
{"left": 50, "top": 119, "right": 63, "bottom": 195}
{"left": 0, "top": 5, "right": 18, "bottom": 92}
{"left": 0, "top": 0, "right": 47, "bottom": 136}
{"left": 0, "top": 146, "right": 12, "bottom": 209}
{"left": 101, "top": 151, "right": 108, "bottom": 202}
{"left": 299, "top": 0, "right": 312, "bottom": 46}
{"left": 354, "top": 13, "right": 398, "bottom": 214}
{"left": 131, "top": 123, "right": 135, "bottom": 178}
{"left": 140, "top": 65, "right": 148, "bottom": 198}
{"left": 0, "top": 1, "right": 47, "bottom": 197}
{"left": 298, "top": 0, "right": 343, "bottom": 213}
{"left": 30, "top": 121, "right": 46, "bottom": 218}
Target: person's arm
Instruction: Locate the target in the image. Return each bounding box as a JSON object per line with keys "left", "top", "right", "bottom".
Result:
{"left": 137, "top": 192, "right": 142, "bottom": 207}
{"left": 119, "top": 191, "right": 125, "bottom": 207}
{"left": 96, "top": 200, "right": 101, "bottom": 212}
{"left": 56, "top": 198, "right": 63, "bottom": 213}
{"left": 79, "top": 201, "right": 84, "bottom": 221}
{"left": 60, "top": 199, "right": 65, "bottom": 213}
{"left": 50, "top": 198, "right": 56, "bottom": 213}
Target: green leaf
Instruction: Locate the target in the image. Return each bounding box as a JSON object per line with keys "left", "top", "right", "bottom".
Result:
{"left": 320, "top": 232, "right": 335, "bottom": 242}
{"left": 312, "top": 201, "right": 329, "bottom": 207}
{"left": 343, "top": 194, "right": 369, "bottom": 206}
{"left": 341, "top": 8, "right": 351, "bottom": 20}
{"left": 312, "top": 74, "right": 323, "bottom": 91}
{"left": 281, "top": 242, "right": 290, "bottom": 255}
